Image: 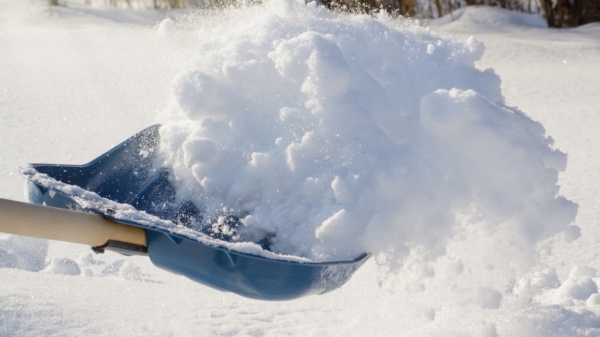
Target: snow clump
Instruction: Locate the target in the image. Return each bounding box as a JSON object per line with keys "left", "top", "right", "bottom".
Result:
{"left": 158, "top": 0, "right": 577, "bottom": 264}
{"left": 157, "top": 18, "right": 175, "bottom": 38}
{"left": 557, "top": 266, "right": 599, "bottom": 302}
{"left": 43, "top": 258, "right": 81, "bottom": 276}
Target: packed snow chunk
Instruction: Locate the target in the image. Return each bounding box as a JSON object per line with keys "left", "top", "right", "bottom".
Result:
{"left": 157, "top": 18, "right": 175, "bottom": 38}
{"left": 454, "top": 257, "right": 464, "bottom": 275}
{"left": 461, "top": 36, "right": 485, "bottom": 66}
{"left": 172, "top": 71, "right": 230, "bottom": 119}
{"left": 475, "top": 287, "right": 503, "bottom": 309}
{"left": 272, "top": 32, "right": 353, "bottom": 101}
{"left": 158, "top": 0, "right": 576, "bottom": 264}
{"left": 532, "top": 269, "right": 562, "bottom": 289}
{"left": 424, "top": 307, "right": 436, "bottom": 321}
{"left": 514, "top": 269, "right": 561, "bottom": 298}
{"left": 587, "top": 294, "right": 600, "bottom": 306}
{"left": 183, "top": 136, "right": 218, "bottom": 166}
{"left": 426, "top": 43, "right": 436, "bottom": 55}
{"left": 570, "top": 266, "right": 597, "bottom": 279}
{"left": 44, "top": 258, "right": 81, "bottom": 276}
{"left": 480, "top": 323, "right": 498, "bottom": 337}
{"left": 565, "top": 225, "right": 582, "bottom": 242}
{"left": 0, "top": 235, "right": 48, "bottom": 271}
{"left": 557, "top": 266, "right": 599, "bottom": 301}
{"left": 520, "top": 306, "right": 600, "bottom": 336}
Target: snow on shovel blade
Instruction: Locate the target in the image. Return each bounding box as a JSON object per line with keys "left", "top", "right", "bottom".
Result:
{"left": 21, "top": 125, "right": 369, "bottom": 300}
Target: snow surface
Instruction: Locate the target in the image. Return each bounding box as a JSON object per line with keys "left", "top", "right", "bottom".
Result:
{"left": 2, "top": 1, "right": 600, "bottom": 336}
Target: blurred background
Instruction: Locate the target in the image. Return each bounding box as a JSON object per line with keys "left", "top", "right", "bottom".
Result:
{"left": 39, "top": 0, "right": 600, "bottom": 27}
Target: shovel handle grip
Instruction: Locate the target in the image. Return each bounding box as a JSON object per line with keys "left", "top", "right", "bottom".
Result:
{"left": 0, "top": 198, "right": 146, "bottom": 247}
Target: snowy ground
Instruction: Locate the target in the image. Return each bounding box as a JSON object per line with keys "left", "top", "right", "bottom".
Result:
{"left": 1, "top": 1, "right": 600, "bottom": 336}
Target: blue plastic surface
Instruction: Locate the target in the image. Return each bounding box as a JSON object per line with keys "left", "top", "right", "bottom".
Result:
{"left": 24, "top": 125, "right": 369, "bottom": 300}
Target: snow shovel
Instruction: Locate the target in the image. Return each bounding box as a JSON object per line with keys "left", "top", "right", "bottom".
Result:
{"left": 0, "top": 125, "right": 368, "bottom": 300}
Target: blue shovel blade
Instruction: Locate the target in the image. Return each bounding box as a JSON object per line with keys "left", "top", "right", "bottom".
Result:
{"left": 24, "top": 125, "right": 369, "bottom": 300}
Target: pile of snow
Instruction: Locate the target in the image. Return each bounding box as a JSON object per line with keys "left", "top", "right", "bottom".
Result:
{"left": 557, "top": 266, "right": 599, "bottom": 303}
{"left": 429, "top": 6, "right": 548, "bottom": 31}
{"left": 157, "top": 0, "right": 575, "bottom": 264}
{"left": 515, "top": 265, "right": 600, "bottom": 307}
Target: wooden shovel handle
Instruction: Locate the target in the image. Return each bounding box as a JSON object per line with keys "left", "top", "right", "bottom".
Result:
{"left": 0, "top": 198, "right": 146, "bottom": 247}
